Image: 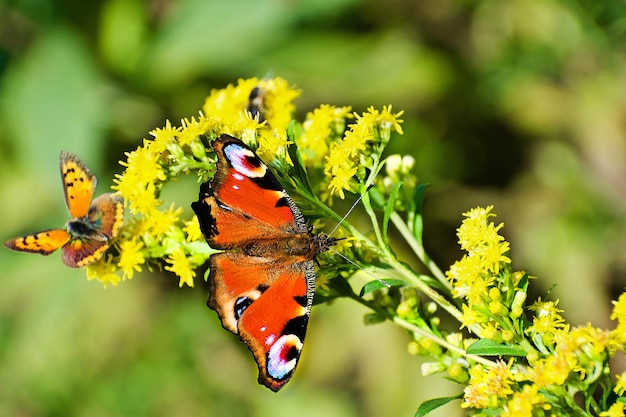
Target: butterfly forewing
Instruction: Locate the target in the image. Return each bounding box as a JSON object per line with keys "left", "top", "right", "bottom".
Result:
{"left": 60, "top": 151, "right": 97, "bottom": 219}
{"left": 3, "top": 229, "right": 70, "bottom": 255}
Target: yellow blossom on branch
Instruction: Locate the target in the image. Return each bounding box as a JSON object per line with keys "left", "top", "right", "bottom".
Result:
{"left": 117, "top": 238, "right": 145, "bottom": 279}
{"left": 165, "top": 247, "right": 195, "bottom": 288}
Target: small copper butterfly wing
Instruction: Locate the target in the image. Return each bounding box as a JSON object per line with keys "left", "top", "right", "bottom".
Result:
{"left": 3, "top": 151, "right": 124, "bottom": 268}
{"left": 192, "top": 134, "right": 337, "bottom": 391}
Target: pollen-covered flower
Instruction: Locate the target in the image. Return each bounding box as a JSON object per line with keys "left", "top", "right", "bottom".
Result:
{"left": 462, "top": 361, "right": 514, "bottom": 409}
{"left": 457, "top": 206, "right": 511, "bottom": 274}
{"left": 86, "top": 256, "right": 121, "bottom": 287}
{"left": 376, "top": 105, "right": 404, "bottom": 140}
{"left": 178, "top": 115, "right": 212, "bottom": 147}
{"left": 322, "top": 106, "right": 404, "bottom": 200}
{"left": 149, "top": 119, "right": 181, "bottom": 154}
{"left": 117, "top": 238, "right": 145, "bottom": 279}
{"left": 299, "top": 105, "right": 352, "bottom": 166}
{"left": 143, "top": 204, "right": 184, "bottom": 241}
{"left": 165, "top": 246, "right": 196, "bottom": 288}
{"left": 501, "top": 384, "right": 546, "bottom": 417}
{"left": 614, "top": 371, "right": 626, "bottom": 396}
{"left": 183, "top": 216, "right": 203, "bottom": 242}
{"left": 328, "top": 164, "right": 358, "bottom": 199}
{"left": 600, "top": 402, "right": 625, "bottom": 417}
{"left": 527, "top": 298, "right": 566, "bottom": 339}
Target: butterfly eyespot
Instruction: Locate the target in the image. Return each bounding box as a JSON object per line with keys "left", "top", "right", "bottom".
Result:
{"left": 224, "top": 144, "right": 266, "bottom": 179}
{"left": 234, "top": 296, "right": 253, "bottom": 320}
{"left": 267, "top": 334, "right": 302, "bottom": 380}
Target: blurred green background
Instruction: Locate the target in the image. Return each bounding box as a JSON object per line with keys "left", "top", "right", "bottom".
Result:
{"left": 1, "top": 0, "right": 625, "bottom": 416}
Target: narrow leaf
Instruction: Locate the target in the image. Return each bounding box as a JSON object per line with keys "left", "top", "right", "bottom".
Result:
{"left": 359, "top": 278, "right": 406, "bottom": 296}
{"left": 383, "top": 181, "right": 403, "bottom": 246}
{"left": 414, "top": 394, "right": 462, "bottom": 417}
{"left": 286, "top": 121, "right": 314, "bottom": 194}
{"left": 466, "top": 339, "right": 527, "bottom": 357}
{"left": 411, "top": 183, "right": 430, "bottom": 241}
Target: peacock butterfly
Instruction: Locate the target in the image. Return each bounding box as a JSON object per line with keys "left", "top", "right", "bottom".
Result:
{"left": 191, "top": 134, "right": 336, "bottom": 392}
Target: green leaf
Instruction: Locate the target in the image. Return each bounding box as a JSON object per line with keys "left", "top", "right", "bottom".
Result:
{"left": 286, "top": 122, "right": 314, "bottom": 195}
{"left": 383, "top": 181, "right": 403, "bottom": 246}
{"left": 410, "top": 183, "right": 430, "bottom": 241}
{"left": 466, "top": 339, "right": 527, "bottom": 357}
{"left": 517, "top": 272, "right": 530, "bottom": 291}
{"left": 359, "top": 279, "right": 406, "bottom": 297}
{"left": 414, "top": 394, "right": 462, "bottom": 417}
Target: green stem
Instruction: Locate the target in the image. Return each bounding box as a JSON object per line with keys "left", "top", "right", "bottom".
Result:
{"left": 390, "top": 212, "right": 450, "bottom": 291}
{"left": 300, "top": 190, "right": 483, "bottom": 335}
{"left": 391, "top": 317, "right": 496, "bottom": 367}
{"left": 345, "top": 290, "right": 494, "bottom": 367}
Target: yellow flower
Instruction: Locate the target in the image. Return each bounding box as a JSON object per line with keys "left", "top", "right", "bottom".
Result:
{"left": 611, "top": 292, "right": 626, "bottom": 323}
{"left": 202, "top": 78, "right": 259, "bottom": 127}
{"left": 149, "top": 119, "right": 181, "bottom": 155}
{"left": 615, "top": 371, "right": 626, "bottom": 396}
{"left": 183, "top": 216, "right": 203, "bottom": 242}
{"left": 165, "top": 246, "right": 195, "bottom": 287}
{"left": 86, "top": 256, "right": 121, "bottom": 287}
{"left": 600, "top": 402, "right": 625, "bottom": 417}
{"left": 256, "top": 130, "right": 291, "bottom": 164}
{"left": 257, "top": 77, "right": 301, "bottom": 132}
{"left": 377, "top": 105, "right": 404, "bottom": 138}
{"left": 119, "top": 181, "right": 161, "bottom": 216}
{"left": 299, "top": 104, "right": 352, "bottom": 165}
{"left": 324, "top": 141, "right": 352, "bottom": 176}
{"left": 501, "top": 384, "right": 545, "bottom": 417}
{"left": 462, "top": 361, "right": 514, "bottom": 409}
{"left": 144, "top": 204, "right": 184, "bottom": 241}
{"left": 527, "top": 298, "right": 566, "bottom": 340}
{"left": 328, "top": 163, "right": 358, "bottom": 199}
{"left": 120, "top": 146, "right": 167, "bottom": 185}
{"left": 117, "top": 238, "right": 145, "bottom": 279}
{"left": 178, "top": 115, "right": 212, "bottom": 147}
{"left": 461, "top": 304, "right": 489, "bottom": 329}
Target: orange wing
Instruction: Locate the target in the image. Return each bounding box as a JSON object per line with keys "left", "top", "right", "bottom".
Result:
{"left": 208, "top": 252, "right": 313, "bottom": 392}
{"left": 60, "top": 151, "right": 97, "bottom": 219}
{"left": 3, "top": 229, "right": 70, "bottom": 255}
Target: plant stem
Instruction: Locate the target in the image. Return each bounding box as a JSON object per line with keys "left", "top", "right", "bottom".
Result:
{"left": 390, "top": 212, "right": 450, "bottom": 291}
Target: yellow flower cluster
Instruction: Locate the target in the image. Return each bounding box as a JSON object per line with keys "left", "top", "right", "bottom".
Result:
{"left": 462, "top": 361, "right": 514, "bottom": 409}
{"left": 610, "top": 292, "right": 626, "bottom": 349}
{"left": 323, "top": 106, "right": 404, "bottom": 200}
{"left": 85, "top": 77, "right": 405, "bottom": 288}
{"left": 445, "top": 207, "right": 626, "bottom": 416}
{"left": 87, "top": 77, "right": 302, "bottom": 287}
{"left": 447, "top": 206, "right": 514, "bottom": 336}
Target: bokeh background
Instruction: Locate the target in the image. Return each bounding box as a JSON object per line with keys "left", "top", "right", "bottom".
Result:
{"left": 1, "top": 0, "right": 625, "bottom": 416}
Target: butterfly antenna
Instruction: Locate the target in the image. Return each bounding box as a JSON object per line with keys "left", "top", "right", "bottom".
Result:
{"left": 326, "top": 183, "right": 390, "bottom": 289}
{"left": 328, "top": 183, "right": 375, "bottom": 237}
{"left": 329, "top": 248, "right": 391, "bottom": 288}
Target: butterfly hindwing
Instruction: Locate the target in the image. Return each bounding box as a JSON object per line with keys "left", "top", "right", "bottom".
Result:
{"left": 88, "top": 193, "right": 125, "bottom": 239}
{"left": 192, "top": 134, "right": 336, "bottom": 391}
{"left": 62, "top": 236, "right": 109, "bottom": 268}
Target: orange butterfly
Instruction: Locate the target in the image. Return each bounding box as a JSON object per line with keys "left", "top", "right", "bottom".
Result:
{"left": 3, "top": 151, "right": 124, "bottom": 268}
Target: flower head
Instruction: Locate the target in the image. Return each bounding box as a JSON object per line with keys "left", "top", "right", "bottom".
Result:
{"left": 165, "top": 246, "right": 196, "bottom": 288}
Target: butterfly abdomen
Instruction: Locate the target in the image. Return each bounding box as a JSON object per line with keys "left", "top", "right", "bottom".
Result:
{"left": 242, "top": 233, "right": 336, "bottom": 262}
